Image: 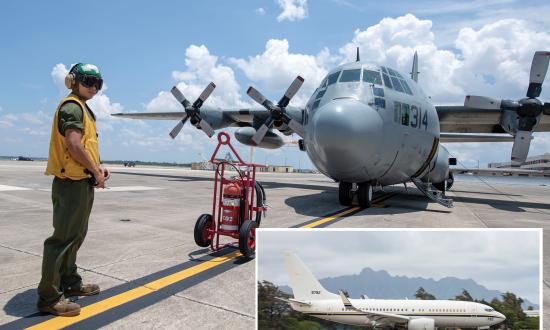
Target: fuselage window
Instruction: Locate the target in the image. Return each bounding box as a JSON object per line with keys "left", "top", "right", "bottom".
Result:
{"left": 363, "top": 69, "right": 382, "bottom": 85}
{"left": 382, "top": 73, "right": 393, "bottom": 89}
{"left": 327, "top": 71, "right": 341, "bottom": 86}
{"left": 339, "top": 69, "right": 361, "bottom": 82}
{"left": 390, "top": 76, "right": 405, "bottom": 93}
{"left": 401, "top": 103, "right": 410, "bottom": 126}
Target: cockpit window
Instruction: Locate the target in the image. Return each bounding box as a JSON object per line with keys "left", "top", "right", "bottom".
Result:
{"left": 390, "top": 76, "right": 405, "bottom": 93}
{"left": 363, "top": 69, "right": 382, "bottom": 85}
{"left": 327, "top": 71, "right": 341, "bottom": 86}
{"left": 381, "top": 66, "right": 389, "bottom": 74}
{"left": 484, "top": 308, "right": 494, "bottom": 312}
{"left": 401, "top": 80, "right": 413, "bottom": 95}
{"left": 339, "top": 69, "right": 361, "bottom": 82}
{"left": 382, "top": 72, "right": 393, "bottom": 89}
{"left": 387, "top": 67, "right": 404, "bottom": 79}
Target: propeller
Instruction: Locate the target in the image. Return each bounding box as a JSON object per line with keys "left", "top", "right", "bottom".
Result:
{"left": 464, "top": 51, "right": 550, "bottom": 166}
{"left": 247, "top": 76, "right": 306, "bottom": 145}
{"left": 169, "top": 82, "right": 216, "bottom": 139}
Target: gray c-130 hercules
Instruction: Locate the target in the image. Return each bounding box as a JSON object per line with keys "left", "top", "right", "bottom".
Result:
{"left": 113, "top": 50, "right": 550, "bottom": 208}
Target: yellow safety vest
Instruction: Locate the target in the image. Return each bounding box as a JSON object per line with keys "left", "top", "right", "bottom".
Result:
{"left": 45, "top": 94, "right": 100, "bottom": 180}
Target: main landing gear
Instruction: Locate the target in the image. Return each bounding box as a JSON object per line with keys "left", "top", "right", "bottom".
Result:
{"left": 338, "top": 181, "right": 373, "bottom": 208}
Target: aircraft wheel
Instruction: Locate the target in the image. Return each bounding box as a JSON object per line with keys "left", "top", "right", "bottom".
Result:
{"left": 433, "top": 181, "right": 446, "bottom": 192}
{"left": 239, "top": 220, "right": 257, "bottom": 258}
{"left": 446, "top": 172, "right": 454, "bottom": 190}
{"left": 338, "top": 182, "right": 353, "bottom": 206}
{"left": 357, "top": 183, "right": 372, "bottom": 208}
{"left": 194, "top": 214, "right": 213, "bottom": 247}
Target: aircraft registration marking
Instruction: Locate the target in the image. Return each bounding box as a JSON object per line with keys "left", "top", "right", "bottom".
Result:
{"left": 25, "top": 250, "right": 241, "bottom": 330}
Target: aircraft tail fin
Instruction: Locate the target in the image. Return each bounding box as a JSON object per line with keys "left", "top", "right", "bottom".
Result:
{"left": 283, "top": 252, "right": 338, "bottom": 301}
{"left": 411, "top": 51, "right": 419, "bottom": 82}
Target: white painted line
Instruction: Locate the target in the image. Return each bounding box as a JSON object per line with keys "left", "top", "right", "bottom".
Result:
{"left": 0, "top": 185, "right": 32, "bottom": 191}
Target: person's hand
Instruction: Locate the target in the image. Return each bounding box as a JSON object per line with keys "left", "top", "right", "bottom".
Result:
{"left": 101, "top": 166, "right": 111, "bottom": 181}
{"left": 93, "top": 168, "right": 106, "bottom": 188}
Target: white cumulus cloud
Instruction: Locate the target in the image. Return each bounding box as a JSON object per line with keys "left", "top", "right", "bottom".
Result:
{"left": 276, "top": 0, "right": 308, "bottom": 22}
{"left": 230, "top": 39, "right": 330, "bottom": 106}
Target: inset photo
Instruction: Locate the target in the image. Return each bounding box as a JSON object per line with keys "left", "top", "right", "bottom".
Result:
{"left": 257, "top": 229, "right": 541, "bottom": 330}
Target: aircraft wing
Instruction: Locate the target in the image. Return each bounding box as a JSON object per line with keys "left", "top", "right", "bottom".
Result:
{"left": 338, "top": 291, "right": 409, "bottom": 327}
{"left": 450, "top": 167, "right": 546, "bottom": 176}
{"left": 436, "top": 105, "right": 550, "bottom": 133}
{"left": 112, "top": 108, "right": 268, "bottom": 128}
{"left": 440, "top": 133, "right": 515, "bottom": 143}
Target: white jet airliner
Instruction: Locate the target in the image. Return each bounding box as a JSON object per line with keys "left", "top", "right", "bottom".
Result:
{"left": 278, "top": 252, "right": 506, "bottom": 329}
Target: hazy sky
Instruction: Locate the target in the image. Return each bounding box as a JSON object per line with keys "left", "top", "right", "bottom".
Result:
{"left": 257, "top": 229, "right": 541, "bottom": 304}
{"left": 1, "top": 0, "right": 550, "bottom": 168}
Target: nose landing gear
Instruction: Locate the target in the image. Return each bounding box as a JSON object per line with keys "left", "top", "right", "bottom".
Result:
{"left": 338, "top": 181, "right": 373, "bottom": 208}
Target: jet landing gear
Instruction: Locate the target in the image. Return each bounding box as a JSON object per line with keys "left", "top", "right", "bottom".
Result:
{"left": 338, "top": 182, "right": 373, "bottom": 208}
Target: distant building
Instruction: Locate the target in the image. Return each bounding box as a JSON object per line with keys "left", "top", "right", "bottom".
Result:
{"left": 489, "top": 153, "right": 550, "bottom": 171}
{"left": 524, "top": 309, "right": 539, "bottom": 317}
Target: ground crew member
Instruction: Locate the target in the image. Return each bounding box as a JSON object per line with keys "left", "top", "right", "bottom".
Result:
{"left": 38, "top": 63, "right": 110, "bottom": 316}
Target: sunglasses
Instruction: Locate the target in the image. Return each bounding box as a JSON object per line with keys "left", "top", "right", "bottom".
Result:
{"left": 78, "top": 74, "right": 103, "bottom": 90}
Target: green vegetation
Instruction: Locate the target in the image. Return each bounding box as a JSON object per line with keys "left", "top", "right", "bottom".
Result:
{"left": 258, "top": 282, "right": 539, "bottom": 330}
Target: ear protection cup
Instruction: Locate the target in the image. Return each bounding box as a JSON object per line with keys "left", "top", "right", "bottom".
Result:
{"left": 64, "top": 63, "right": 80, "bottom": 89}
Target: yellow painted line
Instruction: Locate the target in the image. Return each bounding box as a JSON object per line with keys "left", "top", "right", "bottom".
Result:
{"left": 301, "top": 206, "right": 361, "bottom": 228}
{"left": 26, "top": 250, "right": 241, "bottom": 330}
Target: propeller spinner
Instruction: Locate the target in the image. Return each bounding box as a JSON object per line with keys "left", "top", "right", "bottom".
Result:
{"left": 247, "top": 76, "right": 306, "bottom": 145}
{"left": 464, "top": 51, "right": 550, "bottom": 165}
{"left": 169, "top": 82, "right": 216, "bottom": 139}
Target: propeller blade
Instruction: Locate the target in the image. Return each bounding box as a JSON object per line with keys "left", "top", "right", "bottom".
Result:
{"left": 287, "top": 118, "right": 305, "bottom": 137}
{"left": 198, "top": 118, "right": 215, "bottom": 138}
{"left": 252, "top": 117, "right": 274, "bottom": 145}
{"left": 278, "top": 76, "right": 304, "bottom": 108}
{"left": 247, "top": 86, "right": 268, "bottom": 106}
{"left": 170, "top": 86, "right": 191, "bottom": 109}
{"left": 464, "top": 95, "right": 501, "bottom": 109}
{"left": 169, "top": 115, "right": 189, "bottom": 139}
{"left": 527, "top": 51, "right": 550, "bottom": 98}
{"left": 193, "top": 82, "right": 216, "bottom": 108}
{"left": 511, "top": 130, "right": 533, "bottom": 166}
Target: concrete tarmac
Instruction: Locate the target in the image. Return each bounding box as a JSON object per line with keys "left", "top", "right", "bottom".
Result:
{"left": 0, "top": 160, "right": 547, "bottom": 328}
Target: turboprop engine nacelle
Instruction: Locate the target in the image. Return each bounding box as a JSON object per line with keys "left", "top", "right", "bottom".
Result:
{"left": 408, "top": 318, "right": 435, "bottom": 330}
{"left": 234, "top": 127, "right": 284, "bottom": 149}
{"left": 421, "top": 144, "right": 451, "bottom": 186}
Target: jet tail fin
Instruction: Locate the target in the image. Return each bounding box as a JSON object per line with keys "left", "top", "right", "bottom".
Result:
{"left": 411, "top": 51, "right": 419, "bottom": 82}
{"left": 283, "top": 252, "right": 339, "bottom": 301}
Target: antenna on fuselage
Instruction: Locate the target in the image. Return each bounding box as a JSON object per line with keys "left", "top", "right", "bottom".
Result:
{"left": 356, "top": 47, "right": 360, "bottom": 62}
{"left": 410, "top": 51, "right": 419, "bottom": 82}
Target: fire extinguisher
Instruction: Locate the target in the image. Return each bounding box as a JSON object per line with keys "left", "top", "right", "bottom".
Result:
{"left": 220, "top": 179, "right": 244, "bottom": 233}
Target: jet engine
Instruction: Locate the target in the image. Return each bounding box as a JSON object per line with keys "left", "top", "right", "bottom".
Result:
{"left": 407, "top": 318, "right": 435, "bottom": 330}
{"left": 421, "top": 144, "right": 452, "bottom": 192}
{"left": 234, "top": 127, "right": 284, "bottom": 149}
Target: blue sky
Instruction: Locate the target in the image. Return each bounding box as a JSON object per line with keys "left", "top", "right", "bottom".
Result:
{"left": 1, "top": 0, "right": 550, "bottom": 168}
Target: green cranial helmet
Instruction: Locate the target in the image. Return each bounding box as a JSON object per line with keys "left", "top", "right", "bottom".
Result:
{"left": 74, "top": 63, "right": 102, "bottom": 78}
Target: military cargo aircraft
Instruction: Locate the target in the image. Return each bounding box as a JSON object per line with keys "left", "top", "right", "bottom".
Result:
{"left": 113, "top": 50, "right": 550, "bottom": 208}
{"left": 278, "top": 252, "right": 506, "bottom": 329}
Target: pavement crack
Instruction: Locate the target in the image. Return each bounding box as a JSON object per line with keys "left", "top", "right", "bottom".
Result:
{"left": 173, "top": 293, "right": 254, "bottom": 320}
{"left": 544, "top": 280, "right": 550, "bottom": 289}
{"left": 0, "top": 243, "right": 42, "bottom": 258}
{"left": 90, "top": 242, "right": 189, "bottom": 270}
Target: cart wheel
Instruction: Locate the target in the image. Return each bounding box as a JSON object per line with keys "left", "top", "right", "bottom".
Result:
{"left": 194, "top": 214, "right": 213, "bottom": 247}
{"left": 239, "top": 220, "right": 257, "bottom": 258}
{"left": 254, "top": 181, "right": 265, "bottom": 226}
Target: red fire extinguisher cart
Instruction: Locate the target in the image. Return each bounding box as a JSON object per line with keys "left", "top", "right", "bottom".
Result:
{"left": 193, "top": 132, "right": 266, "bottom": 257}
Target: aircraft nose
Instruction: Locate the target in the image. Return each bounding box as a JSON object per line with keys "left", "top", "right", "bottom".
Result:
{"left": 308, "top": 98, "right": 383, "bottom": 180}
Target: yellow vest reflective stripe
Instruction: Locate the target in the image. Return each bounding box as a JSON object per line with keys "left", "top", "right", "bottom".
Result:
{"left": 45, "top": 94, "right": 100, "bottom": 180}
